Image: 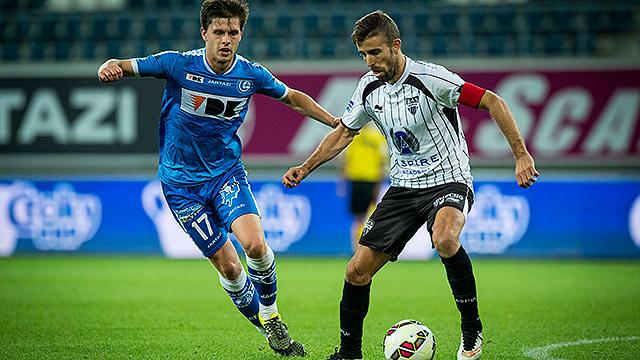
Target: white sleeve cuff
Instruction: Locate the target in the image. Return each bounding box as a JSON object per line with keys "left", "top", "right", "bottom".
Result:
{"left": 277, "top": 86, "right": 290, "bottom": 101}
{"left": 131, "top": 58, "right": 140, "bottom": 77}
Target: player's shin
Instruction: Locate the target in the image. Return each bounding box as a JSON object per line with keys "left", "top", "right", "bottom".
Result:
{"left": 246, "top": 245, "right": 278, "bottom": 319}
{"left": 338, "top": 280, "right": 371, "bottom": 357}
{"left": 440, "top": 246, "right": 482, "bottom": 331}
{"left": 218, "top": 270, "right": 262, "bottom": 328}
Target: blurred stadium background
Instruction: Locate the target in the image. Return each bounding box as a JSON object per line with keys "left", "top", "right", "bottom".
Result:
{"left": 0, "top": 0, "right": 639, "bottom": 358}
{"left": 1, "top": 0, "right": 638, "bottom": 258}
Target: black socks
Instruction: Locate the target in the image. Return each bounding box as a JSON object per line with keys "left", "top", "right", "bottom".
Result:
{"left": 441, "top": 246, "right": 482, "bottom": 332}
{"left": 339, "top": 280, "right": 371, "bottom": 357}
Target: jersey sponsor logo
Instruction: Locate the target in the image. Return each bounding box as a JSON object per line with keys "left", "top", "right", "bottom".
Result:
{"left": 220, "top": 177, "right": 240, "bottom": 207}
{"left": 393, "top": 154, "right": 442, "bottom": 169}
{"left": 406, "top": 95, "right": 419, "bottom": 115}
{"left": 373, "top": 104, "right": 384, "bottom": 113}
{"left": 254, "top": 184, "right": 310, "bottom": 251}
{"left": 237, "top": 80, "right": 253, "bottom": 93}
{"left": 0, "top": 182, "right": 101, "bottom": 253}
{"left": 390, "top": 127, "right": 420, "bottom": 155}
{"left": 185, "top": 73, "right": 204, "bottom": 84}
{"left": 630, "top": 194, "right": 640, "bottom": 249}
{"left": 461, "top": 185, "right": 529, "bottom": 254}
{"left": 206, "top": 79, "right": 233, "bottom": 86}
{"left": 180, "top": 88, "right": 247, "bottom": 120}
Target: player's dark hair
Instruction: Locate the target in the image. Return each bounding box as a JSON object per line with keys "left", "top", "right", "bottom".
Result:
{"left": 351, "top": 10, "right": 400, "bottom": 46}
{"left": 200, "top": 0, "right": 249, "bottom": 31}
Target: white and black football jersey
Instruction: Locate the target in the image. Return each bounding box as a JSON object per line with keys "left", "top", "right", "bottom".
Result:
{"left": 342, "top": 57, "right": 473, "bottom": 189}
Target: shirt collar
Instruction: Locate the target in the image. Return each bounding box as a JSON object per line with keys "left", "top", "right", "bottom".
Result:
{"left": 202, "top": 50, "right": 238, "bottom": 76}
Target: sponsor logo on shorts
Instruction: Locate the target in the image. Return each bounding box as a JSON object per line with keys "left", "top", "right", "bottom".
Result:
{"left": 220, "top": 177, "right": 240, "bottom": 207}
{"left": 174, "top": 204, "right": 204, "bottom": 223}
{"left": 433, "top": 192, "right": 464, "bottom": 208}
{"left": 362, "top": 218, "right": 375, "bottom": 236}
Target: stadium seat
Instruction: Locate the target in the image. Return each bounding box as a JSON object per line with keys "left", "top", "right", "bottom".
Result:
{"left": 1, "top": 42, "right": 19, "bottom": 61}
{"left": 54, "top": 41, "right": 72, "bottom": 60}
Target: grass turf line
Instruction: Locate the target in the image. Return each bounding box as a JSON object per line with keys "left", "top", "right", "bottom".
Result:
{"left": 0, "top": 256, "right": 639, "bottom": 359}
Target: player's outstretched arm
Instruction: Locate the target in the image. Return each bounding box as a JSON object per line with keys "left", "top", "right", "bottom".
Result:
{"left": 478, "top": 90, "right": 540, "bottom": 188}
{"left": 282, "top": 123, "right": 357, "bottom": 188}
{"left": 97, "top": 59, "right": 135, "bottom": 83}
{"left": 281, "top": 89, "right": 340, "bottom": 128}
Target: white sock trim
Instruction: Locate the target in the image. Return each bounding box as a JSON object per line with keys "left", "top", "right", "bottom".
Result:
{"left": 218, "top": 269, "right": 247, "bottom": 292}
{"left": 246, "top": 245, "right": 275, "bottom": 271}
{"left": 259, "top": 302, "right": 278, "bottom": 320}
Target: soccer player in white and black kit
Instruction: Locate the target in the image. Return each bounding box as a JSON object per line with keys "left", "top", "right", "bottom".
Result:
{"left": 282, "top": 10, "right": 539, "bottom": 360}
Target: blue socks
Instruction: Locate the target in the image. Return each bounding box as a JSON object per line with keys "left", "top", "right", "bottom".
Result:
{"left": 246, "top": 246, "right": 278, "bottom": 319}
{"left": 219, "top": 270, "right": 261, "bottom": 327}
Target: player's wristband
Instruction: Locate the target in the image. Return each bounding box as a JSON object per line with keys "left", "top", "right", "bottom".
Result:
{"left": 458, "top": 82, "right": 486, "bottom": 109}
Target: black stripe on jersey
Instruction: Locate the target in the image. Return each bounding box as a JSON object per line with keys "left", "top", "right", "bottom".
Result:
{"left": 410, "top": 72, "right": 464, "bottom": 87}
{"left": 362, "top": 80, "right": 385, "bottom": 106}
{"left": 442, "top": 107, "right": 460, "bottom": 139}
{"left": 403, "top": 75, "right": 436, "bottom": 102}
{"left": 415, "top": 91, "right": 448, "bottom": 186}
{"left": 408, "top": 73, "right": 468, "bottom": 185}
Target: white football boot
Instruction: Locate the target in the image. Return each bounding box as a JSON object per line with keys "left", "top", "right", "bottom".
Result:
{"left": 457, "top": 331, "right": 482, "bottom": 360}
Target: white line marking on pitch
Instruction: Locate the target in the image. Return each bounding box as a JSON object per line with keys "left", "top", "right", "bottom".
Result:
{"left": 523, "top": 336, "right": 640, "bottom": 360}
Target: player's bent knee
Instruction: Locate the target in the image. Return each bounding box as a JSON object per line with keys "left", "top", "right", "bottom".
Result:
{"left": 242, "top": 240, "right": 267, "bottom": 259}
{"left": 345, "top": 263, "right": 372, "bottom": 285}
{"left": 432, "top": 235, "right": 459, "bottom": 257}
{"left": 217, "top": 261, "right": 243, "bottom": 280}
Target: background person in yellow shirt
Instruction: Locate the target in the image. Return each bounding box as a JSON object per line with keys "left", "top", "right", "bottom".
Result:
{"left": 341, "top": 122, "right": 388, "bottom": 252}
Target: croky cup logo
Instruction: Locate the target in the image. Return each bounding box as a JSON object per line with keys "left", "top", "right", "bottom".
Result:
{"left": 255, "top": 185, "right": 311, "bottom": 252}
{"left": 6, "top": 182, "right": 101, "bottom": 252}
{"left": 461, "top": 185, "right": 529, "bottom": 254}
{"left": 390, "top": 127, "right": 420, "bottom": 155}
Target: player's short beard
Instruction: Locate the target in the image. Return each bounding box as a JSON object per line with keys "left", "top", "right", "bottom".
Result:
{"left": 382, "top": 54, "right": 399, "bottom": 82}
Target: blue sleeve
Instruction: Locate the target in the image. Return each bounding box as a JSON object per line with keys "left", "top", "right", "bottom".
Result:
{"left": 132, "top": 51, "right": 181, "bottom": 79}
{"left": 255, "top": 64, "right": 288, "bottom": 100}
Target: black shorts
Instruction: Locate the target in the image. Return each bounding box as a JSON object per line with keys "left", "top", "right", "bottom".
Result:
{"left": 359, "top": 182, "right": 474, "bottom": 260}
{"left": 349, "top": 181, "right": 379, "bottom": 215}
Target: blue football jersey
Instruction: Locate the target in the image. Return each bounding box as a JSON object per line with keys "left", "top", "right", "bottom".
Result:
{"left": 132, "top": 48, "right": 288, "bottom": 186}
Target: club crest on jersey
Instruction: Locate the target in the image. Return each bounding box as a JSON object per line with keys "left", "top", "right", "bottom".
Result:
{"left": 186, "top": 73, "right": 204, "bottom": 83}
{"left": 237, "top": 80, "right": 253, "bottom": 93}
{"left": 406, "top": 96, "right": 419, "bottom": 115}
{"left": 220, "top": 177, "right": 240, "bottom": 207}
{"left": 390, "top": 127, "right": 420, "bottom": 155}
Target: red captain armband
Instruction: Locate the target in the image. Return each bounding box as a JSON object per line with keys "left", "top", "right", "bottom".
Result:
{"left": 458, "top": 82, "right": 486, "bottom": 109}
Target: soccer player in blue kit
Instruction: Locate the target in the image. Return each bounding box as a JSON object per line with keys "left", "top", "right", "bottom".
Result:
{"left": 97, "top": 0, "right": 338, "bottom": 356}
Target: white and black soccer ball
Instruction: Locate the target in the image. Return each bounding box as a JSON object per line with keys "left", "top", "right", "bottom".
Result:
{"left": 383, "top": 319, "right": 436, "bottom": 360}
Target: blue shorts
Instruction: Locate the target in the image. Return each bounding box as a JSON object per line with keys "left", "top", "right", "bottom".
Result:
{"left": 161, "top": 163, "right": 260, "bottom": 257}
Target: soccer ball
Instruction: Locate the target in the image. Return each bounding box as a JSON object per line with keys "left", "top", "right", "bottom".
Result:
{"left": 383, "top": 319, "right": 436, "bottom": 360}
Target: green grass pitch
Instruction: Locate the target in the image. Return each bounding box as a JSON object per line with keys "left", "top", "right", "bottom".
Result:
{"left": 1, "top": 256, "right": 639, "bottom": 359}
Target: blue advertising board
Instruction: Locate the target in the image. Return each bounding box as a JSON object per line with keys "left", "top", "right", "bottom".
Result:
{"left": 0, "top": 178, "right": 639, "bottom": 259}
